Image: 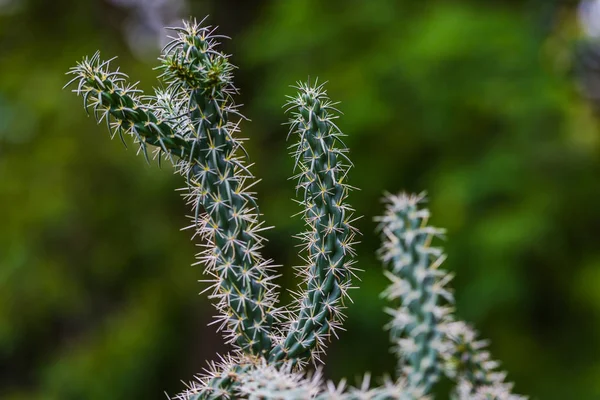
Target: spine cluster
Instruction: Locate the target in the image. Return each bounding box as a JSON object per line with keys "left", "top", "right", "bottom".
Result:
{"left": 67, "top": 17, "right": 526, "bottom": 400}
{"left": 178, "top": 354, "right": 424, "bottom": 400}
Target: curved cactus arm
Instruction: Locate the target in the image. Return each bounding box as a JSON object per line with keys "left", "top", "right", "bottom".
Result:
{"left": 375, "top": 193, "right": 453, "bottom": 393}
{"left": 66, "top": 20, "right": 280, "bottom": 355}
{"left": 65, "top": 53, "right": 188, "bottom": 162}
{"left": 156, "top": 19, "right": 280, "bottom": 355}
{"left": 442, "top": 322, "right": 526, "bottom": 400}
{"left": 269, "top": 80, "right": 359, "bottom": 365}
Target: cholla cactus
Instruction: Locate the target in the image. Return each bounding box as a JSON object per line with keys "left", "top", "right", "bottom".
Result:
{"left": 66, "top": 17, "right": 525, "bottom": 400}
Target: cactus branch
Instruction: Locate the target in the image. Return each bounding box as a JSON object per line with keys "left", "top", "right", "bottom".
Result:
{"left": 376, "top": 193, "right": 451, "bottom": 393}
{"left": 269, "top": 81, "right": 359, "bottom": 365}
{"left": 376, "top": 192, "right": 524, "bottom": 399}
{"left": 66, "top": 21, "right": 279, "bottom": 355}
{"left": 158, "top": 19, "right": 280, "bottom": 355}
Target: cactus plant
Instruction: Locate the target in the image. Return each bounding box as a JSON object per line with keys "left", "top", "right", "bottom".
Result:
{"left": 66, "top": 17, "right": 524, "bottom": 400}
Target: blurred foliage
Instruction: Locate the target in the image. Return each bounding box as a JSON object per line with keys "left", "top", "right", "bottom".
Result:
{"left": 1, "top": 0, "right": 600, "bottom": 399}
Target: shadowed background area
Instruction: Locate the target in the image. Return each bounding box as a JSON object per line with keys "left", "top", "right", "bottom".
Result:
{"left": 1, "top": 0, "right": 600, "bottom": 399}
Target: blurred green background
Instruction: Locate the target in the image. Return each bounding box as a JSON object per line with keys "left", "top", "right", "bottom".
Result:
{"left": 2, "top": 0, "right": 600, "bottom": 398}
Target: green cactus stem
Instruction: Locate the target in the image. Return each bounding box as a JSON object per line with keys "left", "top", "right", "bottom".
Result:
{"left": 66, "top": 20, "right": 279, "bottom": 355}
{"left": 376, "top": 193, "right": 453, "bottom": 393}
{"left": 269, "top": 81, "right": 359, "bottom": 364}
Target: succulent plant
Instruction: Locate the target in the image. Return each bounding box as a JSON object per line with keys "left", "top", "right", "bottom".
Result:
{"left": 66, "top": 17, "right": 524, "bottom": 400}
